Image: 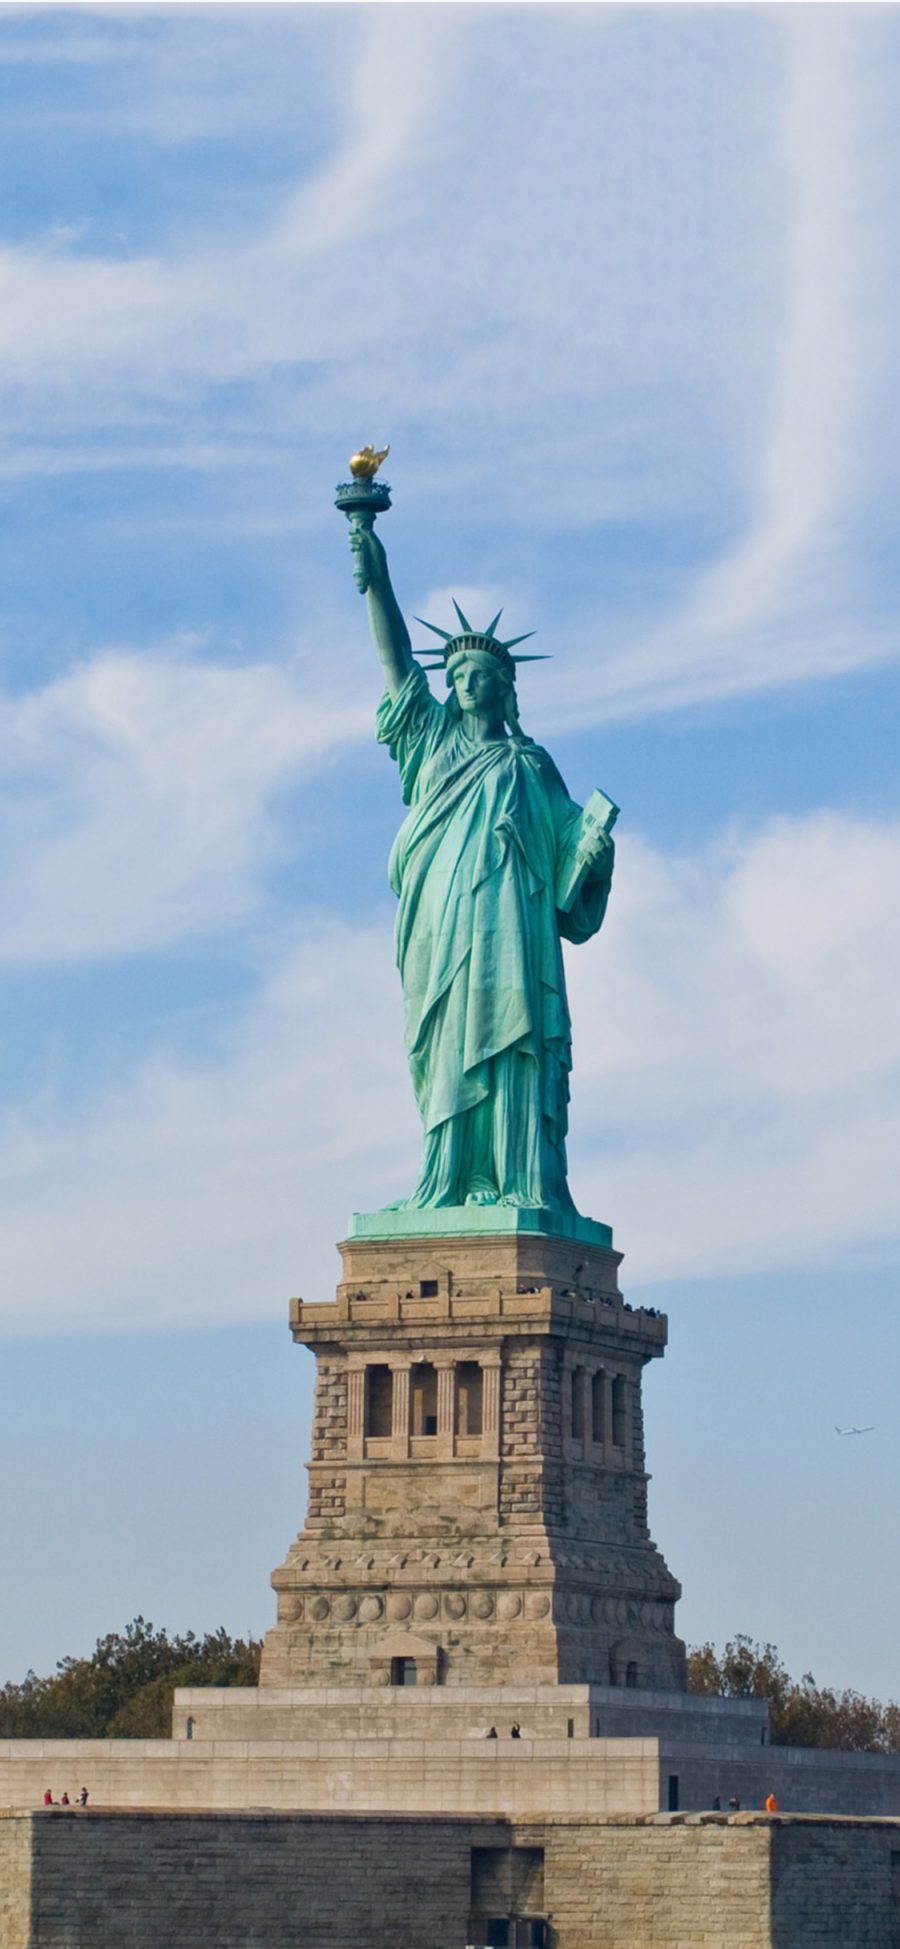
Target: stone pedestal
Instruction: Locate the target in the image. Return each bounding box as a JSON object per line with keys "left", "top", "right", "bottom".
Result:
{"left": 261, "top": 1225, "right": 685, "bottom": 1691}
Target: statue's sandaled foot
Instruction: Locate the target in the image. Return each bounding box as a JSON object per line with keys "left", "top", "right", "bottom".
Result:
{"left": 465, "top": 1181, "right": 500, "bottom": 1206}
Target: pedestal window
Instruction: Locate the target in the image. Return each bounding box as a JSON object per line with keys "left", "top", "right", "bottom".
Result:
{"left": 612, "top": 1373, "right": 628, "bottom": 1448}
{"left": 390, "top": 1656, "right": 417, "bottom": 1687}
{"left": 455, "top": 1361, "right": 484, "bottom": 1437}
{"left": 591, "top": 1368, "right": 606, "bottom": 1443}
{"left": 365, "top": 1364, "right": 393, "bottom": 1438}
{"left": 411, "top": 1361, "right": 438, "bottom": 1436}
{"left": 570, "top": 1366, "right": 586, "bottom": 1440}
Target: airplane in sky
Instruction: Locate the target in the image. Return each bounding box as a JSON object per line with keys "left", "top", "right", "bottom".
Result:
{"left": 835, "top": 1424, "right": 875, "bottom": 1436}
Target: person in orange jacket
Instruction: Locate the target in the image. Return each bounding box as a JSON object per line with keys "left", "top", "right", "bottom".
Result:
{"left": 765, "top": 1791, "right": 779, "bottom": 1813}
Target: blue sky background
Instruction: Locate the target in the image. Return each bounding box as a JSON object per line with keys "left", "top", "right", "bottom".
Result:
{"left": 1, "top": 3, "right": 899, "bottom": 1701}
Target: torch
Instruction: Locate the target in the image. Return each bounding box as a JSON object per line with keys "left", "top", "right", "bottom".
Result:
{"left": 335, "top": 445, "right": 391, "bottom": 592}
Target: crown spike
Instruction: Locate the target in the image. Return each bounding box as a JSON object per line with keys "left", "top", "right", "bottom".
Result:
{"left": 484, "top": 609, "right": 504, "bottom": 639}
{"left": 452, "top": 598, "right": 474, "bottom": 633}
{"left": 415, "top": 617, "right": 455, "bottom": 641}
{"left": 498, "top": 631, "right": 536, "bottom": 652}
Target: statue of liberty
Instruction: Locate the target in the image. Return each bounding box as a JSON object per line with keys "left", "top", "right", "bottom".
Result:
{"left": 344, "top": 476, "right": 616, "bottom": 1219}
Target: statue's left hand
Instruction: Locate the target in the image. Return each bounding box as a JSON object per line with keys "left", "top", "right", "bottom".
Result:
{"left": 577, "top": 828, "right": 615, "bottom": 875}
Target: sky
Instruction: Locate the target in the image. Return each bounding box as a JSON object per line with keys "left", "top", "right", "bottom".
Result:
{"left": 0, "top": 1, "right": 898, "bottom": 1703}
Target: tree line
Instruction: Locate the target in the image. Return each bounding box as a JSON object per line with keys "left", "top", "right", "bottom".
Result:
{"left": 688, "top": 1635, "right": 900, "bottom": 1753}
{"left": 0, "top": 1618, "right": 262, "bottom": 1738}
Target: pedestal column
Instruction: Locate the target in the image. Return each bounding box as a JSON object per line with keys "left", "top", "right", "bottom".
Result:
{"left": 391, "top": 1364, "right": 410, "bottom": 1456}
{"left": 436, "top": 1361, "right": 455, "bottom": 1459}
{"left": 481, "top": 1356, "right": 501, "bottom": 1461}
{"left": 347, "top": 1368, "right": 365, "bottom": 1460}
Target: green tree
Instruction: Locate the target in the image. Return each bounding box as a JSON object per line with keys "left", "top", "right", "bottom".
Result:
{"left": 0, "top": 1619, "right": 262, "bottom": 1740}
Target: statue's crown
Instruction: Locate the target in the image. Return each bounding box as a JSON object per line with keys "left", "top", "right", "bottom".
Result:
{"left": 415, "top": 602, "right": 546, "bottom": 674}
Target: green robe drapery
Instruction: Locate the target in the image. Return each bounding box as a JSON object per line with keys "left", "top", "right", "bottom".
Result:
{"left": 377, "top": 667, "right": 612, "bottom": 1212}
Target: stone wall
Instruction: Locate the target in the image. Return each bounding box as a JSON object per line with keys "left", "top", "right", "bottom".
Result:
{"left": 546, "top": 1817, "right": 773, "bottom": 1949}
{"left": 172, "top": 1678, "right": 770, "bottom": 1748}
{"left": 769, "top": 1818, "right": 900, "bottom": 1948}
{"left": 665, "top": 1739, "right": 900, "bottom": 1818}
{"left": 23, "top": 1811, "right": 474, "bottom": 1949}
{"left": 586, "top": 1683, "right": 769, "bottom": 1745}
{"left": 1, "top": 1810, "right": 898, "bottom": 1949}
{"left": 0, "top": 1815, "right": 31, "bottom": 1949}
{"left": 0, "top": 1737, "right": 660, "bottom": 1819}
{"left": 546, "top": 1815, "right": 900, "bottom": 1948}
{"left": 5, "top": 1721, "right": 900, "bottom": 1822}
{"left": 173, "top": 1681, "right": 598, "bottom": 1742}
{"left": 307, "top": 1355, "right": 348, "bottom": 1524}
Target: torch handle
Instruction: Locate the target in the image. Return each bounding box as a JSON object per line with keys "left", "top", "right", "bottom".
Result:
{"left": 346, "top": 509, "right": 376, "bottom": 594}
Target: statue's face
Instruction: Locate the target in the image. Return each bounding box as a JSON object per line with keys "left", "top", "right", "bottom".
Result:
{"left": 451, "top": 656, "right": 503, "bottom": 714}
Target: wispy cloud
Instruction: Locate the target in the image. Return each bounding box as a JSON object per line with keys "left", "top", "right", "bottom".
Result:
{"left": 670, "top": 13, "right": 860, "bottom": 646}
{"left": 559, "top": 11, "right": 893, "bottom": 724}
{"left": 0, "top": 642, "right": 367, "bottom": 962}
{"left": 272, "top": 9, "right": 461, "bottom": 260}
{"left": 0, "top": 10, "right": 462, "bottom": 397}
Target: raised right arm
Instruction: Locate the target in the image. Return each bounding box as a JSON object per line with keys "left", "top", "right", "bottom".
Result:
{"left": 348, "top": 524, "right": 414, "bottom": 701}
